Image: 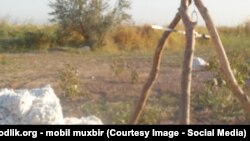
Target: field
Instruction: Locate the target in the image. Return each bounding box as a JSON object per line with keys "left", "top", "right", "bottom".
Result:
{"left": 0, "top": 20, "right": 250, "bottom": 124}
{"left": 0, "top": 50, "right": 249, "bottom": 124}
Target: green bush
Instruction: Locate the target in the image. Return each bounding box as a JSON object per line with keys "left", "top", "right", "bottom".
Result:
{"left": 23, "top": 29, "right": 54, "bottom": 49}
{"left": 192, "top": 87, "right": 246, "bottom": 124}
{"left": 58, "top": 64, "right": 80, "bottom": 98}
{"left": 0, "top": 20, "right": 57, "bottom": 51}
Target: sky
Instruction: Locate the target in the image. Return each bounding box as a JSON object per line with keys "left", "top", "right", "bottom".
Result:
{"left": 0, "top": 0, "right": 250, "bottom": 26}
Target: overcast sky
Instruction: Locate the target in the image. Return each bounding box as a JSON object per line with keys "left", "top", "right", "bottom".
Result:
{"left": 0, "top": 0, "right": 250, "bottom": 26}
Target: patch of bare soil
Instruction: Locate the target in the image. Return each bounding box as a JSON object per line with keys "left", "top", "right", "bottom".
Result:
{"left": 0, "top": 52, "right": 214, "bottom": 123}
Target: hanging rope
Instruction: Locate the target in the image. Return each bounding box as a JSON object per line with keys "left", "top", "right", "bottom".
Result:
{"left": 191, "top": 9, "right": 198, "bottom": 23}
{"left": 190, "top": 0, "right": 198, "bottom": 23}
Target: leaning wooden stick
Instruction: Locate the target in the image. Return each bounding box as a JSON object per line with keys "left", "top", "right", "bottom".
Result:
{"left": 194, "top": 0, "right": 250, "bottom": 113}
{"left": 179, "top": 0, "right": 197, "bottom": 124}
{"left": 129, "top": 13, "right": 181, "bottom": 124}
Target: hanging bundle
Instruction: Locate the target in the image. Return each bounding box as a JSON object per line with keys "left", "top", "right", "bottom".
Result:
{"left": 151, "top": 25, "right": 210, "bottom": 40}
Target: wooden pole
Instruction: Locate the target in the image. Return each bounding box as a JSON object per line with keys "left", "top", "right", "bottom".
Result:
{"left": 129, "top": 13, "right": 181, "bottom": 124}
{"left": 194, "top": 0, "right": 250, "bottom": 113}
{"left": 179, "top": 0, "right": 197, "bottom": 124}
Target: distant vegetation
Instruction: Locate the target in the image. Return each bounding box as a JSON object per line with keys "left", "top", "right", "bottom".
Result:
{"left": 0, "top": 18, "right": 250, "bottom": 52}
{"left": 0, "top": 19, "right": 162, "bottom": 52}
{"left": 49, "top": 0, "right": 131, "bottom": 50}
{"left": 0, "top": 19, "right": 57, "bottom": 52}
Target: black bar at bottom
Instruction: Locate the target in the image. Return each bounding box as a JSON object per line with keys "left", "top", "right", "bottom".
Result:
{"left": 0, "top": 125, "right": 249, "bottom": 140}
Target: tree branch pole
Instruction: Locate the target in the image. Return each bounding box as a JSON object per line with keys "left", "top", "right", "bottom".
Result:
{"left": 194, "top": 0, "right": 250, "bottom": 113}
{"left": 129, "top": 13, "right": 181, "bottom": 124}
{"left": 179, "top": 0, "right": 197, "bottom": 124}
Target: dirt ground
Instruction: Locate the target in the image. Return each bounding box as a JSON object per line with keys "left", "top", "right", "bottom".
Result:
{"left": 0, "top": 52, "right": 230, "bottom": 123}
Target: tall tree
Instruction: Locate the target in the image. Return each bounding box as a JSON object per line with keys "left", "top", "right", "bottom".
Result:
{"left": 49, "top": 0, "right": 131, "bottom": 49}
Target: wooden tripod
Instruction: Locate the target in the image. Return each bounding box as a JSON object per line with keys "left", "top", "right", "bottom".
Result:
{"left": 129, "top": 0, "right": 250, "bottom": 124}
